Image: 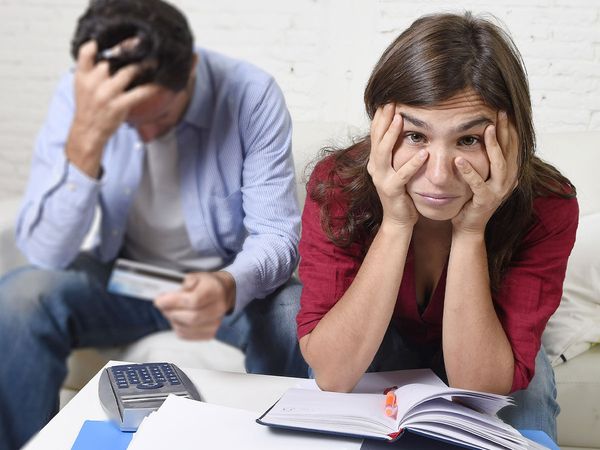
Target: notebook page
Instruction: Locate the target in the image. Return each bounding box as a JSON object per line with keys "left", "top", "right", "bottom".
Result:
{"left": 262, "top": 388, "right": 397, "bottom": 437}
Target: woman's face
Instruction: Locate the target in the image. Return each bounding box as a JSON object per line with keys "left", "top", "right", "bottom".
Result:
{"left": 392, "top": 90, "right": 498, "bottom": 221}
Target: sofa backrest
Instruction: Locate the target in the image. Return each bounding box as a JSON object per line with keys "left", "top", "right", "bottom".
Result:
{"left": 536, "top": 132, "right": 600, "bottom": 217}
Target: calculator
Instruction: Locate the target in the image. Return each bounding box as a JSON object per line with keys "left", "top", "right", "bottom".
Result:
{"left": 98, "top": 362, "right": 203, "bottom": 431}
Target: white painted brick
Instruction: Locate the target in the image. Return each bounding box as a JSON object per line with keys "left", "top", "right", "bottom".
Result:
{"left": 1, "top": 0, "right": 599, "bottom": 199}
{"left": 530, "top": 75, "right": 599, "bottom": 95}
{"left": 554, "top": 0, "right": 600, "bottom": 6}
{"left": 590, "top": 111, "right": 600, "bottom": 129}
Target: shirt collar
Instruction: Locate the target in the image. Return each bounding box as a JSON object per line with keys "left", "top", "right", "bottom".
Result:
{"left": 180, "top": 48, "right": 213, "bottom": 130}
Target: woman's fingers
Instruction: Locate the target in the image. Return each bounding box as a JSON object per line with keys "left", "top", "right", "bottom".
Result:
{"left": 497, "top": 111, "right": 519, "bottom": 181}
{"left": 496, "top": 111, "right": 509, "bottom": 151}
{"left": 368, "top": 104, "right": 402, "bottom": 175}
{"left": 370, "top": 103, "right": 395, "bottom": 145}
{"left": 506, "top": 120, "right": 520, "bottom": 185}
{"left": 484, "top": 113, "right": 519, "bottom": 196}
{"left": 484, "top": 124, "right": 507, "bottom": 187}
{"left": 373, "top": 113, "right": 402, "bottom": 168}
{"left": 455, "top": 157, "right": 488, "bottom": 204}
{"left": 459, "top": 117, "right": 520, "bottom": 210}
{"left": 394, "top": 149, "right": 428, "bottom": 184}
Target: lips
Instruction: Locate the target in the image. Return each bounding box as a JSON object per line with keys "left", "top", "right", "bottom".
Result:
{"left": 415, "top": 192, "right": 460, "bottom": 206}
{"left": 417, "top": 192, "right": 458, "bottom": 200}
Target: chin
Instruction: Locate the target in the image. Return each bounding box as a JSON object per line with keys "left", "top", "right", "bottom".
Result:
{"left": 414, "top": 204, "right": 462, "bottom": 222}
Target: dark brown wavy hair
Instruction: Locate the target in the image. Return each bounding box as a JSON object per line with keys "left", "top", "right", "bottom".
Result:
{"left": 310, "top": 12, "right": 575, "bottom": 291}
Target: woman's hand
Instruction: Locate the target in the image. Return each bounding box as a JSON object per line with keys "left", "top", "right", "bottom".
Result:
{"left": 451, "top": 111, "right": 519, "bottom": 235}
{"left": 367, "top": 103, "right": 428, "bottom": 228}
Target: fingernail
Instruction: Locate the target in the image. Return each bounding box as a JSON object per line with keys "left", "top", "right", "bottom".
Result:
{"left": 456, "top": 157, "right": 466, "bottom": 167}
{"left": 418, "top": 150, "right": 427, "bottom": 160}
{"left": 100, "top": 46, "right": 120, "bottom": 59}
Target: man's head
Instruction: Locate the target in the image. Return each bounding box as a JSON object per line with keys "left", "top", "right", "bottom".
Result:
{"left": 71, "top": 0, "right": 194, "bottom": 92}
{"left": 364, "top": 12, "right": 534, "bottom": 180}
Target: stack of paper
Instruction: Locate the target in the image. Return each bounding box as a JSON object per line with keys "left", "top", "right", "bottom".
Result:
{"left": 127, "top": 395, "right": 361, "bottom": 450}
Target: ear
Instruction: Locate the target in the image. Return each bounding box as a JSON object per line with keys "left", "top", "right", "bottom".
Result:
{"left": 189, "top": 53, "right": 199, "bottom": 77}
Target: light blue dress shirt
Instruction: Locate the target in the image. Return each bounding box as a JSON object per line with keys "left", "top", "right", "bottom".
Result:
{"left": 16, "top": 48, "right": 300, "bottom": 312}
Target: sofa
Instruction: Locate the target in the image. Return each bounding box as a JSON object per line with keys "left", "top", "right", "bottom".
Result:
{"left": 0, "top": 128, "right": 598, "bottom": 450}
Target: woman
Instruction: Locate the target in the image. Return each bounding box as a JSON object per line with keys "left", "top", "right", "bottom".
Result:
{"left": 296, "top": 12, "right": 578, "bottom": 439}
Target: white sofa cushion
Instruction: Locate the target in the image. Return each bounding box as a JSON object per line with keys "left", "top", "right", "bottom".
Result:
{"left": 543, "top": 212, "right": 600, "bottom": 366}
{"left": 554, "top": 344, "right": 600, "bottom": 448}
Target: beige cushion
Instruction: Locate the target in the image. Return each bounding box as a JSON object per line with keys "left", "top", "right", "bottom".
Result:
{"left": 543, "top": 213, "right": 600, "bottom": 366}
{"left": 63, "top": 332, "right": 245, "bottom": 392}
{"left": 555, "top": 345, "right": 600, "bottom": 448}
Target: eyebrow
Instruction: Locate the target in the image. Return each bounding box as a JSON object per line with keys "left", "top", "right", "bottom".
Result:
{"left": 400, "top": 113, "right": 494, "bottom": 133}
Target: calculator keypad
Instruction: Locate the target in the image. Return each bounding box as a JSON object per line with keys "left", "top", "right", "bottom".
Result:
{"left": 111, "top": 363, "right": 183, "bottom": 390}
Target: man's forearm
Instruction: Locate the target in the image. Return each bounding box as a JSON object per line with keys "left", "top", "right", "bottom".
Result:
{"left": 16, "top": 160, "right": 100, "bottom": 269}
{"left": 65, "top": 124, "right": 106, "bottom": 179}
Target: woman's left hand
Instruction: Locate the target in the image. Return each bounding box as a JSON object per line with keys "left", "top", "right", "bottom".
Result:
{"left": 451, "top": 111, "right": 519, "bottom": 235}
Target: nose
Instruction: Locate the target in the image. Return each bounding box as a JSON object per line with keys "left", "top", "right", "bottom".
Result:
{"left": 423, "top": 146, "right": 456, "bottom": 186}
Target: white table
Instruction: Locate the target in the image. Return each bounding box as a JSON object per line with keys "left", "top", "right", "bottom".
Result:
{"left": 23, "top": 361, "right": 307, "bottom": 450}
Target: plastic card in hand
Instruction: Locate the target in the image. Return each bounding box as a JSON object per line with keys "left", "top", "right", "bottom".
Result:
{"left": 107, "top": 258, "right": 184, "bottom": 301}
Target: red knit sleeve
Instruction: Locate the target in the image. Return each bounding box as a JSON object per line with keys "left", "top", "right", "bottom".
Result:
{"left": 494, "top": 195, "right": 578, "bottom": 392}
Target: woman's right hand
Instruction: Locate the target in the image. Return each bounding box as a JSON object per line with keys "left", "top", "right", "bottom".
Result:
{"left": 367, "top": 103, "right": 428, "bottom": 228}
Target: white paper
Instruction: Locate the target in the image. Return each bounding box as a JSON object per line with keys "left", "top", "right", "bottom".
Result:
{"left": 127, "top": 395, "right": 361, "bottom": 450}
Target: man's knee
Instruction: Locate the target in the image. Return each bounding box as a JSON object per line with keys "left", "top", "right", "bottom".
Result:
{"left": 0, "top": 266, "right": 84, "bottom": 330}
{"left": 259, "top": 278, "right": 302, "bottom": 337}
{"left": 239, "top": 278, "right": 308, "bottom": 377}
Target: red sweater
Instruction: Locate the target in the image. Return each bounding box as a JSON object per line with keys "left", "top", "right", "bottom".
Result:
{"left": 297, "top": 157, "right": 578, "bottom": 392}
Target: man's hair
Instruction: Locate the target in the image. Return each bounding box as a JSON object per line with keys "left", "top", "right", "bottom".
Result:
{"left": 310, "top": 12, "right": 575, "bottom": 291}
{"left": 71, "top": 0, "right": 194, "bottom": 91}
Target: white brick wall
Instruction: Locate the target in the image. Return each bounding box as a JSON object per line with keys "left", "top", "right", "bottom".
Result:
{"left": 0, "top": 0, "right": 599, "bottom": 199}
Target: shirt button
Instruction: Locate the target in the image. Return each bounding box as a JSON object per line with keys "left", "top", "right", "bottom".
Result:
{"left": 124, "top": 188, "right": 132, "bottom": 196}
{"left": 67, "top": 183, "right": 77, "bottom": 192}
{"left": 112, "top": 229, "right": 119, "bottom": 236}
{"left": 134, "top": 142, "right": 143, "bottom": 150}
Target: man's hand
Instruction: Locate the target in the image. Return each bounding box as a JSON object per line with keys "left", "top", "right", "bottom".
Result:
{"left": 451, "top": 111, "right": 519, "bottom": 235}
{"left": 66, "top": 40, "right": 161, "bottom": 178}
{"left": 154, "top": 271, "right": 236, "bottom": 340}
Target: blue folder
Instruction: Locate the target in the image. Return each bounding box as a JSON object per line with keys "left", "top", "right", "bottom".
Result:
{"left": 360, "top": 428, "right": 558, "bottom": 450}
{"left": 72, "top": 420, "right": 558, "bottom": 450}
{"left": 71, "top": 420, "right": 133, "bottom": 450}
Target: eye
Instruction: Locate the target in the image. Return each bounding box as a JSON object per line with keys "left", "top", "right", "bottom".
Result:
{"left": 405, "top": 132, "right": 426, "bottom": 145}
{"left": 458, "top": 136, "right": 481, "bottom": 147}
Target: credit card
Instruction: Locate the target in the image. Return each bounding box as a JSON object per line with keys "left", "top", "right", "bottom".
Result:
{"left": 107, "top": 258, "right": 185, "bottom": 301}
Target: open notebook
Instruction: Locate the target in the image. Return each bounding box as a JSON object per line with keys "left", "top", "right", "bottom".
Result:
{"left": 258, "top": 373, "right": 547, "bottom": 450}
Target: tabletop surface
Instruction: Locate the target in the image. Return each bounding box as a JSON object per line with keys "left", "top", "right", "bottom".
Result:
{"left": 23, "top": 361, "right": 303, "bottom": 450}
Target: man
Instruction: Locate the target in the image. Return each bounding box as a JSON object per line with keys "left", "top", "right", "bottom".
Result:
{"left": 0, "top": 0, "right": 306, "bottom": 448}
